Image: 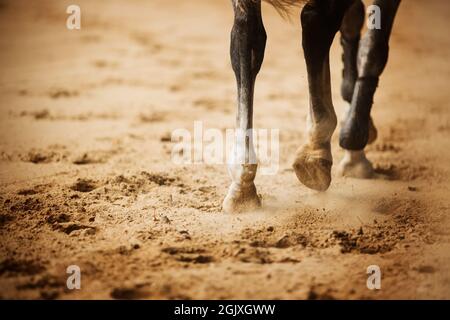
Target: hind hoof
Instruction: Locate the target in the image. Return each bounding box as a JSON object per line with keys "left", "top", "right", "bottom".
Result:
{"left": 292, "top": 144, "right": 332, "bottom": 192}
{"left": 338, "top": 150, "right": 373, "bottom": 179}
{"left": 222, "top": 182, "right": 261, "bottom": 213}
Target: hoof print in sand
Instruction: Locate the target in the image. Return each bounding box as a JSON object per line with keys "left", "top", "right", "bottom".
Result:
{"left": 110, "top": 285, "right": 149, "bottom": 300}
{"left": 54, "top": 222, "right": 96, "bottom": 236}
{"left": 70, "top": 179, "right": 98, "bottom": 193}
{"left": 0, "top": 259, "right": 45, "bottom": 277}
{"left": 162, "top": 247, "right": 213, "bottom": 264}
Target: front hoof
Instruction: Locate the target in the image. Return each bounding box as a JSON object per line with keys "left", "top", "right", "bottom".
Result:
{"left": 222, "top": 183, "right": 261, "bottom": 213}
{"left": 338, "top": 150, "right": 373, "bottom": 179}
{"left": 292, "top": 144, "right": 332, "bottom": 192}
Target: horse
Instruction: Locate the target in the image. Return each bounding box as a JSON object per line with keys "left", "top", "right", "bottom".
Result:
{"left": 223, "top": 0, "right": 401, "bottom": 213}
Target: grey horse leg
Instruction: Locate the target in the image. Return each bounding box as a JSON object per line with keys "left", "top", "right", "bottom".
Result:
{"left": 223, "top": 0, "right": 266, "bottom": 213}
{"left": 338, "top": 0, "right": 400, "bottom": 178}
{"left": 292, "top": 0, "right": 354, "bottom": 191}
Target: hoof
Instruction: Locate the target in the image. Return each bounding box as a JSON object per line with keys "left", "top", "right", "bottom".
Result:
{"left": 292, "top": 144, "right": 332, "bottom": 192}
{"left": 338, "top": 150, "right": 373, "bottom": 179}
{"left": 222, "top": 182, "right": 261, "bottom": 213}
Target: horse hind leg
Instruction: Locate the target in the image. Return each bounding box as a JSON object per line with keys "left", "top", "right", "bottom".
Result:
{"left": 340, "top": 1, "right": 378, "bottom": 148}
{"left": 340, "top": 0, "right": 365, "bottom": 104}
{"left": 338, "top": 0, "right": 375, "bottom": 178}
{"left": 338, "top": 0, "right": 400, "bottom": 179}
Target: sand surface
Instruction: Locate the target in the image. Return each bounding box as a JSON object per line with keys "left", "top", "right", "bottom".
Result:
{"left": 0, "top": 0, "right": 449, "bottom": 299}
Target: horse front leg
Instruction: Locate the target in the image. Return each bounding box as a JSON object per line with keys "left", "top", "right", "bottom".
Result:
{"left": 223, "top": 0, "right": 266, "bottom": 213}
{"left": 293, "top": 0, "right": 354, "bottom": 191}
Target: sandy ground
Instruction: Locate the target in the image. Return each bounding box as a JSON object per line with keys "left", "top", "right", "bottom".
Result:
{"left": 0, "top": 0, "right": 449, "bottom": 299}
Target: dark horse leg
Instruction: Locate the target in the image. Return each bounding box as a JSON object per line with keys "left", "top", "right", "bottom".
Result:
{"left": 339, "top": 0, "right": 401, "bottom": 178}
{"left": 223, "top": 0, "right": 266, "bottom": 213}
{"left": 340, "top": 0, "right": 378, "bottom": 147}
{"left": 340, "top": 0, "right": 365, "bottom": 104}
{"left": 293, "top": 0, "right": 354, "bottom": 191}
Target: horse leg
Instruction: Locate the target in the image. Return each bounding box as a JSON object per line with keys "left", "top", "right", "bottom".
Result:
{"left": 341, "top": 1, "right": 378, "bottom": 147}
{"left": 340, "top": 0, "right": 365, "bottom": 104}
{"left": 338, "top": 0, "right": 376, "bottom": 178}
{"left": 339, "top": 0, "right": 401, "bottom": 178}
{"left": 223, "top": 0, "right": 266, "bottom": 213}
{"left": 293, "top": 0, "right": 354, "bottom": 191}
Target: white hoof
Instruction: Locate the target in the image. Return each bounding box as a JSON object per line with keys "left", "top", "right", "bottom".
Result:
{"left": 222, "top": 182, "right": 261, "bottom": 213}
{"left": 338, "top": 150, "right": 374, "bottom": 179}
